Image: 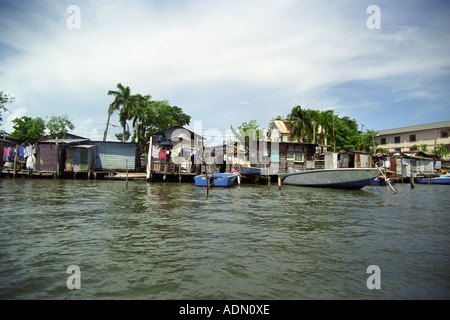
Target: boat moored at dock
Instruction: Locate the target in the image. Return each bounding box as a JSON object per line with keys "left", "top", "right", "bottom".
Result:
{"left": 416, "top": 173, "right": 450, "bottom": 185}
{"left": 281, "top": 168, "right": 380, "bottom": 190}
{"left": 194, "top": 172, "right": 239, "bottom": 187}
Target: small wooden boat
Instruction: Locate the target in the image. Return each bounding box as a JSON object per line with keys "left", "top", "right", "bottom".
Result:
{"left": 194, "top": 172, "right": 239, "bottom": 187}
{"left": 281, "top": 168, "right": 380, "bottom": 190}
{"left": 416, "top": 173, "right": 450, "bottom": 185}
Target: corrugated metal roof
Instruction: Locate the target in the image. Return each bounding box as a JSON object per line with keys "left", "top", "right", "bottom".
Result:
{"left": 68, "top": 144, "right": 96, "bottom": 149}
{"left": 274, "top": 120, "right": 291, "bottom": 134}
{"left": 39, "top": 138, "right": 90, "bottom": 144}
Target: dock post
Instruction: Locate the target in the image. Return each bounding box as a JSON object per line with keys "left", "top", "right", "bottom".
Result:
{"left": 410, "top": 173, "right": 415, "bottom": 188}
{"left": 163, "top": 162, "right": 167, "bottom": 182}
{"left": 146, "top": 136, "right": 153, "bottom": 181}
{"left": 13, "top": 146, "right": 17, "bottom": 178}
{"left": 278, "top": 176, "right": 282, "bottom": 190}
{"left": 126, "top": 160, "right": 129, "bottom": 189}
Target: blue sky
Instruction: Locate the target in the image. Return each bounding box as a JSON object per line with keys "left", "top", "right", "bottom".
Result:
{"left": 1, "top": 0, "right": 449, "bottom": 141}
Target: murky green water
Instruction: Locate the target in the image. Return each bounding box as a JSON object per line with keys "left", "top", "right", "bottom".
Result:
{"left": 0, "top": 178, "right": 448, "bottom": 299}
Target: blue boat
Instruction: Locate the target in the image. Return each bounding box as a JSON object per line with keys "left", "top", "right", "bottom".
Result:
{"left": 194, "top": 173, "right": 239, "bottom": 187}
{"left": 416, "top": 173, "right": 450, "bottom": 185}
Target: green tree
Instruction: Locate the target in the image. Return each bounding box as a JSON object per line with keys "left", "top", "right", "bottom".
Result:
{"left": 46, "top": 115, "right": 75, "bottom": 139}
{"left": 432, "top": 143, "right": 449, "bottom": 158}
{"left": 315, "top": 109, "right": 334, "bottom": 146}
{"left": 358, "top": 129, "right": 378, "bottom": 153}
{"left": 105, "top": 83, "right": 134, "bottom": 142}
{"left": 287, "top": 105, "right": 315, "bottom": 142}
{"left": 104, "top": 83, "right": 192, "bottom": 150}
{"left": 230, "top": 120, "right": 264, "bottom": 142}
{"left": 129, "top": 97, "right": 191, "bottom": 153}
{"left": 333, "top": 116, "right": 360, "bottom": 151}
{"left": 287, "top": 106, "right": 335, "bottom": 145}
{"left": 10, "top": 116, "right": 46, "bottom": 143}
{"left": 0, "top": 91, "right": 14, "bottom": 126}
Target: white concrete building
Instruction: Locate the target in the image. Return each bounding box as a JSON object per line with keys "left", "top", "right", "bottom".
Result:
{"left": 375, "top": 121, "right": 450, "bottom": 155}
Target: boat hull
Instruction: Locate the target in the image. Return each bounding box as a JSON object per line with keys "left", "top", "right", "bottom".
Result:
{"left": 234, "top": 166, "right": 263, "bottom": 175}
{"left": 281, "top": 168, "right": 380, "bottom": 190}
{"left": 194, "top": 173, "right": 238, "bottom": 187}
{"left": 416, "top": 175, "right": 450, "bottom": 185}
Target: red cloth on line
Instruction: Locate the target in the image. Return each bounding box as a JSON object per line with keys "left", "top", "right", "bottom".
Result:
{"left": 159, "top": 149, "right": 166, "bottom": 160}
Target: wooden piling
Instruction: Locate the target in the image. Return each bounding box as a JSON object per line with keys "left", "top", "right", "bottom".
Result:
{"left": 13, "top": 146, "right": 17, "bottom": 178}
{"left": 126, "top": 159, "right": 129, "bottom": 189}
{"left": 163, "top": 161, "right": 167, "bottom": 182}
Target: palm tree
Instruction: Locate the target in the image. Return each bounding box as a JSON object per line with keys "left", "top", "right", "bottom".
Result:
{"left": 104, "top": 83, "right": 133, "bottom": 142}
{"left": 130, "top": 94, "right": 152, "bottom": 143}
{"left": 316, "top": 109, "right": 334, "bottom": 145}
{"left": 288, "top": 106, "right": 315, "bottom": 143}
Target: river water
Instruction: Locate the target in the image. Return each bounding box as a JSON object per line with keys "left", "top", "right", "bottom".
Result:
{"left": 0, "top": 178, "right": 448, "bottom": 300}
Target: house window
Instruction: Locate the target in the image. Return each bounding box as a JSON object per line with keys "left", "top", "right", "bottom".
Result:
{"left": 380, "top": 138, "right": 386, "bottom": 144}
{"left": 409, "top": 134, "right": 416, "bottom": 142}
{"left": 294, "top": 151, "right": 304, "bottom": 163}
{"left": 394, "top": 136, "right": 401, "bottom": 143}
{"left": 441, "top": 131, "right": 448, "bottom": 138}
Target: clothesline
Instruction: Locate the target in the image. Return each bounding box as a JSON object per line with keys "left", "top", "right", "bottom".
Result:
{"left": 2, "top": 144, "right": 37, "bottom": 169}
{"left": 151, "top": 145, "right": 200, "bottom": 161}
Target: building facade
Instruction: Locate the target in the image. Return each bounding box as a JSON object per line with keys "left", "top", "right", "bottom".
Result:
{"left": 375, "top": 121, "right": 450, "bottom": 155}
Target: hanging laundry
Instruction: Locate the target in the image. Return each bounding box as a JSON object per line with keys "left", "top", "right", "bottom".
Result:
{"left": 152, "top": 145, "right": 160, "bottom": 159}
{"left": 26, "top": 154, "right": 36, "bottom": 170}
{"left": 8, "top": 147, "right": 14, "bottom": 161}
{"left": 2, "top": 147, "right": 8, "bottom": 162}
{"left": 172, "top": 148, "right": 180, "bottom": 157}
{"left": 159, "top": 149, "right": 167, "bottom": 160}
{"left": 17, "top": 146, "right": 24, "bottom": 158}
{"left": 24, "top": 145, "right": 30, "bottom": 158}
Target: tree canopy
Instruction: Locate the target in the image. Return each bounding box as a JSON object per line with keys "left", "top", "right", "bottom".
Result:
{"left": 0, "top": 91, "right": 14, "bottom": 127}
{"left": 46, "top": 115, "right": 75, "bottom": 139}
{"left": 286, "top": 105, "right": 378, "bottom": 152}
{"left": 105, "top": 83, "right": 191, "bottom": 152}
{"left": 230, "top": 120, "right": 264, "bottom": 142}
{"left": 287, "top": 106, "right": 334, "bottom": 145}
{"left": 10, "top": 116, "right": 46, "bottom": 144}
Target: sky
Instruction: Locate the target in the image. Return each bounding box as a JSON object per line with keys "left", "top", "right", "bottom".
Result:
{"left": 1, "top": 0, "right": 449, "bottom": 142}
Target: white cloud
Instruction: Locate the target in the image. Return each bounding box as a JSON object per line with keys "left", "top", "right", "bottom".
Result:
{"left": 3, "top": 107, "right": 27, "bottom": 133}
{"left": 1, "top": 0, "right": 449, "bottom": 135}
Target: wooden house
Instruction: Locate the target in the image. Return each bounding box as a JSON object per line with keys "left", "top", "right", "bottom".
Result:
{"left": 65, "top": 144, "right": 96, "bottom": 172}
{"left": 147, "top": 126, "right": 205, "bottom": 180}
{"left": 35, "top": 137, "right": 90, "bottom": 175}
